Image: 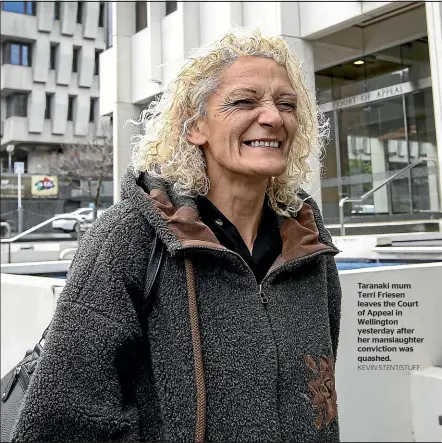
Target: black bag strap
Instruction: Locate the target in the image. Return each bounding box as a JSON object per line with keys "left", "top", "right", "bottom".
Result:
{"left": 41, "top": 234, "right": 165, "bottom": 343}
{"left": 144, "top": 234, "right": 165, "bottom": 303}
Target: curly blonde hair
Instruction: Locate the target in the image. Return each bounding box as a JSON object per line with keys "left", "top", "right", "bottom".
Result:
{"left": 131, "top": 28, "right": 329, "bottom": 216}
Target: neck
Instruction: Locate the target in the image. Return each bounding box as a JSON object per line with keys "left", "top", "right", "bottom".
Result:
{"left": 206, "top": 171, "right": 268, "bottom": 253}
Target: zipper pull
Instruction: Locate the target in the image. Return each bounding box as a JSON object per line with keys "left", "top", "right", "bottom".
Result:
{"left": 259, "top": 284, "right": 268, "bottom": 305}
{"left": 2, "top": 366, "right": 21, "bottom": 402}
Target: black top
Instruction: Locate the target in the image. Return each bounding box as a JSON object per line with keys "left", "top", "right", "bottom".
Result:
{"left": 196, "top": 196, "right": 282, "bottom": 284}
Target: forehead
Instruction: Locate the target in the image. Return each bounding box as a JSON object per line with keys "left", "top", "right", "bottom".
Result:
{"left": 218, "top": 56, "right": 294, "bottom": 93}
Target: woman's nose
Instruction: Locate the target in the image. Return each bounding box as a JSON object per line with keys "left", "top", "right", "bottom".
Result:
{"left": 257, "top": 104, "right": 284, "bottom": 129}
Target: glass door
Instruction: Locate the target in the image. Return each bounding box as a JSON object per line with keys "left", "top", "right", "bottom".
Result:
{"left": 337, "top": 96, "right": 411, "bottom": 215}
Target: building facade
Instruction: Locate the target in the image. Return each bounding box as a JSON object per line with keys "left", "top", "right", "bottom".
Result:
{"left": 1, "top": 1, "right": 112, "bottom": 230}
{"left": 101, "top": 1, "right": 442, "bottom": 227}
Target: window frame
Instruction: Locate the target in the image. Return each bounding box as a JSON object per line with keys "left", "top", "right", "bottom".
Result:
{"left": 67, "top": 96, "right": 75, "bottom": 121}
{"left": 89, "top": 98, "right": 97, "bottom": 123}
{"left": 6, "top": 92, "right": 28, "bottom": 118}
{"left": 2, "top": 41, "right": 32, "bottom": 66}
{"left": 98, "top": 1, "right": 105, "bottom": 27}
{"left": 94, "top": 49, "right": 102, "bottom": 75}
{"left": 76, "top": 1, "right": 83, "bottom": 24}
{"left": 44, "top": 93, "right": 52, "bottom": 120}
{"left": 166, "top": 1, "right": 177, "bottom": 15}
{"left": 72, "top": 46, "right": 80, "bottom": 73}
{"left": 49, "top": 43, "right": 57, "bottom": 70}
{"left": 1, "top": 1, "right": 35, "bottom": 16}
{"left": 53, "top": 1, "right": 60, "bottom": 20}
{"left": 135, "top": 1, "right": 147, "bottom": 32}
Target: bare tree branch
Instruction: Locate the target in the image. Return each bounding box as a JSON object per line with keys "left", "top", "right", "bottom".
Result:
{"left": 50, "top": 129, "right": 113, "bottom": 219}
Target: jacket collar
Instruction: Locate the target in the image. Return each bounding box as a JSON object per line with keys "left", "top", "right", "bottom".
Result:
{"left": 121, "top": 164, "right": 339, "bottom": 262}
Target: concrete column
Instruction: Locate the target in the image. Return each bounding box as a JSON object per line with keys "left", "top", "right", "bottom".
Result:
{"left": 83, "top": 2, "right": 99, "bottom": 40}
{"left": 147, "top": 1, "right": 164, "bottom": 82}
{"left": 56, "top": 40, "right": 73, "bottom": 85}
{"left": 422, "top": 142, "right": 440, "bottom": 211}
{"left": 52, "top": 88, "right": 69, "bottom": 134}
{"left": 36, "top": 1, "right": 53, "bottom": 32}
{"left": 426, "top": 2, "right": 442, "bottom": 212}
{"left": 282, "top": 35, "right": 323, "bottom": 211}
{"left": 370, "top": 137, "right": 388, "bottom": 212}
{"left": 33, "top": 33, "right": 50, "bottom": 83}
{"left": 112, "top": 2, "right": 139, "bottom": 202}
{"left": 60, "top": 1, "right": 77, "bottom": 36}
{"left": 179, "top": 1, "right": 200, "bottom": 58}
{"left": 28, "top": 85, "right": 45, "bottom": 133}
{"left": 74, "top": 92, "right": 89, "bottom": 136}
{"left": 78, "top": 43, "right": 94, "bottom": 87}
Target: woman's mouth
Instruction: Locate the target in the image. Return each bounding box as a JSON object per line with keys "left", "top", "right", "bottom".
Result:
{"left": 242, "top": 140, "right": 282, "bottom": 148}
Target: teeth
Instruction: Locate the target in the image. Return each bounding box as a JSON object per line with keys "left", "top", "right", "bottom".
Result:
{"left": 248, "top": 141, "right": 280, "bottom": 148}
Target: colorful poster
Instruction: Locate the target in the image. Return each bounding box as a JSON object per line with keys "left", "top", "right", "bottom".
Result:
{"left": 31, "top": 175, "right": 58, "bottom": 197}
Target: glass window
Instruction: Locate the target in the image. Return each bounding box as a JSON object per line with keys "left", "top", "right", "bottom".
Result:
{"left": 89, "top": 98, "right": 96, "bottom": 122}
{"left": 320, "top": 112, "right": 341, "bottom": 222}
{"left": 399, "top": 38, "right": 431, "bottom": 82}
{"left": 316, "top": 37, "right": 436, "bottom": 218}
{"left": 6, "top": 93, "right": 28, "bottom": 118}
{"left": 22, "top": 44, "right": 29, "bottom": 66}
{"left": 135, "top": 1, "right": 147, "bottom": 32}
{"left": 106, "top": 2, "right": 113, "bottom": 48}
{"left": 50, "top": 44, "right": 57, "bottom": 70}
{"left": 25, "top": 0, "right": 33, "bottom": 14}
{"left": 98, "top": 2, "right": 105, "bottom": 27}
{"left": 2, "top": 42, "right": 31, "bottom": 66}
{"left": 316, "top": 38, "right": 431, "bottom": 104}
{"left": 94, "top": 49, "right": 101, "bottom": 75}
{"left": 72, "top": 47, "right": 79, "bottom": 73}
{"left": 11, "top": 43, "right": 21, "bottom": 64}
{"left": 1, "top": 1, "right": 34, "bottom": 15}
{"left": 406, "top": 88, "right": 438, "bottom": 212}
{"left": 53, "top": 1, "right": 60, "bottom": 19}
{"left": 76, "top": 1, "right": 83, "bottom": 23}
{"left": 67, "top": 96, "right": 75, "bottom": 121}
{"left": 166, "top": 1, "right": 177, "bottom": 15}
{"left": 45, "top": 94, "right": 52, "bottom": 119}
{"left": 2, "top": 1, "right": 25, "bottom": 13}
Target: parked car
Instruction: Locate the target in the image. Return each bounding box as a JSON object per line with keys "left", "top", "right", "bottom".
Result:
{"left": 1, "top": 217, "right": 12, "bottom": 238}
{"left": 351, "top": 204, "right": 375, "bottom": 214}
{"left": 51, "top": 208, "right": 92, "bottom": 233}
{"left": 80, "top": 209, "right": 107, "bottom": 233}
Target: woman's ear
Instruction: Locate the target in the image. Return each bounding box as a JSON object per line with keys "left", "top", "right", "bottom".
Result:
{"left": 187, "top": 122, "right": 208, "bottom": 146}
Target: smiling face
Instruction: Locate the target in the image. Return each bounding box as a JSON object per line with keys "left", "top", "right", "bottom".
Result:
{"left": 187, "top": 56, "right": 298, "bottom": 182}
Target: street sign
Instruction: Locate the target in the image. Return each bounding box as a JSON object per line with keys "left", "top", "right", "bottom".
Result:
{"left": 14, "top": 162, "right": 24, "bottom": 174}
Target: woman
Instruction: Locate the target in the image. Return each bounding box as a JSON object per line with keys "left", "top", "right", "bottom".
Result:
{"left": 12, "top": 30, "right": 341, "bottom": 442}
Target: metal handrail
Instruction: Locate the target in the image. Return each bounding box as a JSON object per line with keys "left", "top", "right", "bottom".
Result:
{"left": 59, "top": 248, "right": 78, "bottom": 260}
{"left": 1, "top": 214, "right": 84, "bottom": 264}
{"left": 1, "top": 222, "right": 11, "bottom": 238}
{"left": 339, "top": 157, "right": 439, "bottom": 236}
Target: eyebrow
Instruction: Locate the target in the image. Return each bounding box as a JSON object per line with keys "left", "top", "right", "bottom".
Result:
{"left": 279, "top": 92, "right": 297, "bottom": 99}
{"left": 228, "top": 87, "right": 259, "bottom": 95}
{"left": 228, "top": 87, "right": 297, "bottom": 99}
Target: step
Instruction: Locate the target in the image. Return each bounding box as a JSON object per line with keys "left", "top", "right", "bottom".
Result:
{"left": 327, "top": 220, "right": 441, "bottom": 236}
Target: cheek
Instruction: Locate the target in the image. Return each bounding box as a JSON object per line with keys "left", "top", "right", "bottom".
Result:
{"left": 286, "top": 115, "right": 298, "bottom": 139}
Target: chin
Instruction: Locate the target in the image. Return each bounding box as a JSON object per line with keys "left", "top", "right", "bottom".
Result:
{"left": 250, "top": 160, "right": 288, "bottom": 178}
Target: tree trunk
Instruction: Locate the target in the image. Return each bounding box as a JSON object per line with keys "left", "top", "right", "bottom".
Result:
{"left": 92, "top": 180, "right": 102, "bottom": 220}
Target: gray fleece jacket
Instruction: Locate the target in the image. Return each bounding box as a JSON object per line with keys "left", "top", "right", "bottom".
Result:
{"left": 11, "top": 165, "right": 342, "bottom": 442}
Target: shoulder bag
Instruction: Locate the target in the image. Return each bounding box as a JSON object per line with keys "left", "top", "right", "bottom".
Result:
{"left": 0, "top": 234, "right": 165, "bottom": 442}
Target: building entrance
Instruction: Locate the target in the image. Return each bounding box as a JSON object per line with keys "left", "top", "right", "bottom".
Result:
{"left": 316, "top": 39, "right": 439, "bottom": 223}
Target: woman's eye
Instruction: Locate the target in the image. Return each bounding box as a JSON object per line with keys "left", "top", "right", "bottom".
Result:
{"left": 278, "top": 102, "right": 297, "bottom": 111}
{"left": 233, "top": 99, "right": 255, "bottom": 106}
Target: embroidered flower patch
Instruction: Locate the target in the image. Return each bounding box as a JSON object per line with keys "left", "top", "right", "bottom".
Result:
{"left": 305, "top": 355, "right": 338, "bottom": 429}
